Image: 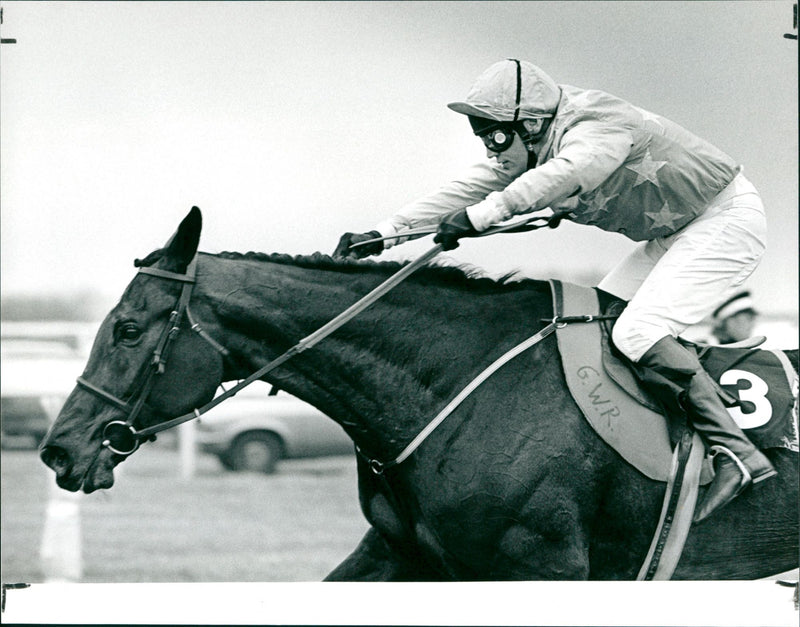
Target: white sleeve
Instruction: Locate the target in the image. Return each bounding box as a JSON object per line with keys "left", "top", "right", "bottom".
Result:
{"left": 374, "top": 161, "right": 515, "bottom": 247}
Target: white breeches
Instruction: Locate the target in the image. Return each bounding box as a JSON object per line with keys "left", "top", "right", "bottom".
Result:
{"left": 598, "top": 172, "right": 766, "bottom": 362}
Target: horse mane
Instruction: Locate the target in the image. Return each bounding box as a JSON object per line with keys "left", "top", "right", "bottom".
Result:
{"left": 212, "top": 250, "right": 536, "bottom": 291}
{"left": 134, "top": 246, "right": 542, "bottom": 292}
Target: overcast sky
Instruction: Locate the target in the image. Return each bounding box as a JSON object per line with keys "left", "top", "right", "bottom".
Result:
{"left": 1, "top": 1, "right": 797, "bottom": 319}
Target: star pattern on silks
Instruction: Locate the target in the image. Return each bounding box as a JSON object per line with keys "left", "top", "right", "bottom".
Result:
{"left": 558, "top": 91, "right": 595, "bottom": 119}
{"left": 578, "top": 188, "right": 619, "bottom": 221}
{"left": 645, "top": 201, "right": 682, "bottom": 231}
{"left": 635, "top": 106, "right": 664, "bottom": 130}
{"left": 625, "top": 149, "right": 668, "bottom": 188}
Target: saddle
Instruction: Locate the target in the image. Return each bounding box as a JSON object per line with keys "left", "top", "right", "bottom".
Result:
{"left": 550, "top": 280, "right": 799, "bottom": 485}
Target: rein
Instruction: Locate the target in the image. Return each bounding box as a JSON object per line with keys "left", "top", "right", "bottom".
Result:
{"left": 77, "top": 244, "right": 443, "bottom": 456}
{"left": 76, "top": 214, "right": 576, "bottom": 462}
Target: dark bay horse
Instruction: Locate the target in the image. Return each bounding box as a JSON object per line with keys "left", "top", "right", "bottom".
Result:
{"left": 40, "top": 208, "right": 798, "bottom": 580}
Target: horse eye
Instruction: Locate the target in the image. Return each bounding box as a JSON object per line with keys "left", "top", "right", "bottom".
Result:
{"left": 115, "top": 321, "right": 142, "bottom": 345}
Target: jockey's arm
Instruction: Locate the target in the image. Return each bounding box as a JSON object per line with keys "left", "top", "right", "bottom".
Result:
{"left": 373, "top": 161, "right": 514, "bottom": 248}
{"left": 466, "top": 122, "right": 634, "bottom": 230}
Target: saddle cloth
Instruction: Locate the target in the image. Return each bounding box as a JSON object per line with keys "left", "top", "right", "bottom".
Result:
{"left": 550, "top": 280, "right": 799, "bottom": 484}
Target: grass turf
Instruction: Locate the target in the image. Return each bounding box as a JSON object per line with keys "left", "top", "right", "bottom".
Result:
{"left": 1, "top": 444, "right": 368, "bottom": 582}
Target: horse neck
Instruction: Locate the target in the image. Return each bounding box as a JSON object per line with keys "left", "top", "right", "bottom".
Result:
{"left": 193, "top": 252, "right": 552, "bottom": 457}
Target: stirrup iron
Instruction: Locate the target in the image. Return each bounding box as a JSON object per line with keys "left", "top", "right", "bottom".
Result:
{"left": 709, "top": 445, "right": 751, "bottom": 487}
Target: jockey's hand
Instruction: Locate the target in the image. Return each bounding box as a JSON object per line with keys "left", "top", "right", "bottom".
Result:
{"left": 333, "top": 231, "right": 383, "bottom": 259}
{"left": 434, "top": 209, "right": 479, "bottom": 250}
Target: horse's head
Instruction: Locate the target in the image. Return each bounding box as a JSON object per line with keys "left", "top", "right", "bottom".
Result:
{"left": 40, "top": 208, "right": 225, "bottom": 493}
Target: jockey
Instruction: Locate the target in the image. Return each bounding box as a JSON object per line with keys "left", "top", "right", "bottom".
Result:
{"left": 333, "top": 59, "right": 776, "bottom": 522}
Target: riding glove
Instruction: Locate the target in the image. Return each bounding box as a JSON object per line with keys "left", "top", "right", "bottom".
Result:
{"left": 434, "top": 209, "right": 479, "bottom": 250}
{"left": 333, "top": 231, "right": 383, "bottom": 259}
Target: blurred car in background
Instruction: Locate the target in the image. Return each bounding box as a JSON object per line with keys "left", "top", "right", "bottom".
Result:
{"left": 1, "top": 340, "right": 85, "bottom": 449}
{"left": 196, "top": 382, "right": 354, "bottom": 473}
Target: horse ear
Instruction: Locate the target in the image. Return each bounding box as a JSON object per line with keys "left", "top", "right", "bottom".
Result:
{"left": 162, "top": 207, "right": 202, "bottom": 272}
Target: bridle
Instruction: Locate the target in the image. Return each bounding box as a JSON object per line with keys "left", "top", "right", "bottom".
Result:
{"left": 76, "top": 256, "right": 230, "bottom": 456}
{"left": 75, "top": 244, "right": 447, "bottom": 457}
{"left": 75, "top": 214, "right": 571, "bottom": 464}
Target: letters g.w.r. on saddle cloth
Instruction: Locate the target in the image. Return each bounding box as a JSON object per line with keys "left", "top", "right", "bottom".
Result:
{"left": 550, "top": 280, "right": 798, "bottom": 485}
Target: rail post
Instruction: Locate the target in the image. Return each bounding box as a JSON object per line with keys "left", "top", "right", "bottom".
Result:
{"left": 39, "top": 395, "right": 83, "bottom": 582}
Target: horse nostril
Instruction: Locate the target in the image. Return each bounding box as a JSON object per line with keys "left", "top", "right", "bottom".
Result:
{"left": 40, "top": 445, "right": 73, "bottom": 476}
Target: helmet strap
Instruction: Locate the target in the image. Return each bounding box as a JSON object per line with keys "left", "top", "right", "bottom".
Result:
{"left": 514, "top": 120, "right": 541, "bottom": 147}
{"left": 515, "top": 118, "right": 552, "bottom": 162}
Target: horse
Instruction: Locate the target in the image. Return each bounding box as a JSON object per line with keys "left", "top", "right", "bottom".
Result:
{"left": 40, "top": 207, "right": 798, "bottom": 580}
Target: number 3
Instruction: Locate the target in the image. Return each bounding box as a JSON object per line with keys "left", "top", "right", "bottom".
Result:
{"left": 719, "top": 369, "right": 772, "bottom": 429}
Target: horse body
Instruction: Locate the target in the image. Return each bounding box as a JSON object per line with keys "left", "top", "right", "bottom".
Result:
{"left": 40, "top": 209, "right": 798, "bottom": 580}
{"left": 189, "top": 250, "right": 662, "bottom": 580}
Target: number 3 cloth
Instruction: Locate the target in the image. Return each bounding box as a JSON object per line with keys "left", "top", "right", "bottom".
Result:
{"left": 700, "top": 347, "right": 798, "bottom": 452}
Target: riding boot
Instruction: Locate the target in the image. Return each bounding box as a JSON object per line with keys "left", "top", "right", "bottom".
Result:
{"left": 636, "top": 336, "right": 777, "bottom": 523}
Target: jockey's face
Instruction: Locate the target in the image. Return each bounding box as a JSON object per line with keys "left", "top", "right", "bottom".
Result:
{"left": 486, "top": 131, "right": 528, "bottom": 175}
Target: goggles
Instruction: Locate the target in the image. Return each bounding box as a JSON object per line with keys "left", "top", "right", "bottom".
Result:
{"left": 479, "top": 126, "right": 516, "bottom": 153}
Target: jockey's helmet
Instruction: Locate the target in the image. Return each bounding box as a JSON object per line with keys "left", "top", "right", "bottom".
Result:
{"left": 447, "top": 59, "right": 561, "bottom": 122}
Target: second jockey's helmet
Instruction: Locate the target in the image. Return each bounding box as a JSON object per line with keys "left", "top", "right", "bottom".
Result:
{"left": 447, "top": 59, "right": 561, "bottom": 122}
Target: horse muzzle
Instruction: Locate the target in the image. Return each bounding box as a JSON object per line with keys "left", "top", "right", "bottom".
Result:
{"left": 40, "top": 423, "right": 121, "bottom": 493}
